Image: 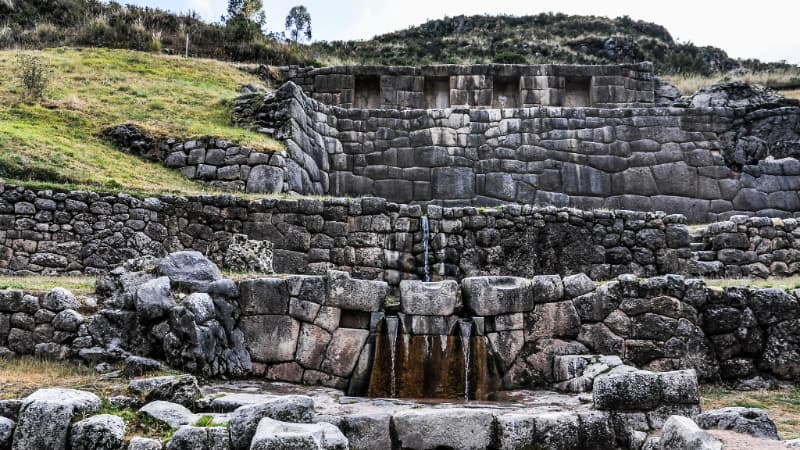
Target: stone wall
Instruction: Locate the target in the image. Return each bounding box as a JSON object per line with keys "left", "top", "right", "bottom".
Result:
{"left": 103, "top": 125, "right": 324, "bottom": 195}
{"left": 3, "top": 183, "right": 800, "bottom": 281}
{"left": 3, "top": 260, "right": 799, "bottom": 390}
{"left": 272, "top": 63, "right": 656, "bottom": 109}
{"left": 238, "top": 82, "right": 800, "bottom": 222}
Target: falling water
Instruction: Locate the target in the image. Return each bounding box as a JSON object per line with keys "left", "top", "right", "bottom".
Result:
{"left": 386, "top": 317, "right": 400, "bottom": 398}
{"left": 421, "top": 216, "right": 431, "bottom": 282}
{"left": 459, "top": 320, "right": 472, "bottom": 401}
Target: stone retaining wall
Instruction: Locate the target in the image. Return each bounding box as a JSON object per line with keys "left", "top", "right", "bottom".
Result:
{"left": 2, "top": 262, "right": 799, "bottom": 389}
{"left": 3, "top": 184, "right": 800, "bottom": 281}
{"left": 235, "top": 82, "right": 800, "bottom": 222}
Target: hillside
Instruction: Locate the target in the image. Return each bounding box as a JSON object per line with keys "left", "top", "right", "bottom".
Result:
{"left": 313, "top": 13, "right": 790, "bottom": 76}
{"left": 0, "top": 47, "right": 280, "bottom": 196}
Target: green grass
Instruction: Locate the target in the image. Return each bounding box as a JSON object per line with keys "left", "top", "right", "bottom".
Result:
{"left": 0, "top": 275, "right": 96, "bottom": 295}
{"left": 0, "top": 47, "right": 281, "bottom": 195}
{"left": 702, "top": 385, "right": 800, "bottom": 439}
{"left": 83, "top": 399, "right": 175, "bottom": 442}
{"left": 702, "top": 277, "right": 800, "bottom": 291}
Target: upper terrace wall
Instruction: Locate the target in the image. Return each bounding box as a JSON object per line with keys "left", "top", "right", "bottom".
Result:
{"left": 276, "top": 63, "right": 655, "bottom": 109}
{"left": 240, "top": 82, "right": 800, "bottom": 223}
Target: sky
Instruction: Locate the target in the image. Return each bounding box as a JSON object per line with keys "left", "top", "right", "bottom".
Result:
{"left": 126, "top": 0, "right": 800, "bottom": 64}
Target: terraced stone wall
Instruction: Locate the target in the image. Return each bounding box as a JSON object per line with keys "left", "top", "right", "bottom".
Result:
{"left": 240, "top": 82, "right": 800, "bottom": 223}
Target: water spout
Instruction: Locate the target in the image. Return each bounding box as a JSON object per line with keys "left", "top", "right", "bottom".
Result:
{"left": 386, "top": 317, "right": 399, "bottom": 398}
{"left": 421, "top": 216, "right": 431, "bottom": 282}
{"left": 459, "top": 320, "right": 472, "bottom": 401}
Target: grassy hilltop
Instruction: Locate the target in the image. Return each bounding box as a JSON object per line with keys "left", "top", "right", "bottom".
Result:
{"left": 0, "top": 47, "right": 279, "bottom": 196}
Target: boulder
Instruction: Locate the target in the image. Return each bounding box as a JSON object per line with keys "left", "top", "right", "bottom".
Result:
{"left": 399, "top": 280, "right": 458, "bottom": 316}
{"left": 123, "top": 356, "right": 163, "bottom": 378}
{"left": 462, "top": 277, "right": 533, "bottom": 316}
{"left": 531, "top": 275, "right": 564, "bottom": 303}
{"left": 327, "top": 271, "right": 388, "bottom": 312}
{"left": 338, "top": 413, "right": 391, "bottom": 450}
{"left": 694, "top": 407, "right": 780, "bottom": 440}
{"left": 156, "top": 251, "right": 223, "bottom": 291}
{"left": 223, "top": 234, "right": 273, "bottom": 273}
{"left": 229, "top": 396, "right": 314, "bottom": 450}
{"left": 659, "top": 415, "right": 722, "bottom": 450}
{"left": 135, "top": 277, "right": 175, "bottom": 321}
{"left": 52, "top": 309, "right": 84, "bottom": 332}
{"left": 128, "top": 375, "right": 201, "bottom": 408}
{"left": 128, "top": 437, "right": 163, "bottom": 450}
{"left": 139, "top": 401, "right": 197, "bottom": 429}
{"left": 41, "top": 288, "right": 79, "bottom": 312}
{"left": 12, "top": 389, "right": 101, "bottom": 450}
{"left": 250, "top": 417, "right": 347, "bottom": 450}
{"left": 69, "top": 414, "right": 126, "bottom": 450}
{"left": 0, "top": 417, "right": 14, "bottom": 450}
{"left": 392, "top": 408, "right": 495, "bottom": 450}
{"left": 592, "top": 369, "right": 661, "bottom": 410}
{"left": 182, "top": 293, "right": 216, "bottom": 324}
{"left": 165, "top": 426, "right": 230, "bottom": 450}
{"left": 562, "top": 273, "right": 595, "bottom": 299}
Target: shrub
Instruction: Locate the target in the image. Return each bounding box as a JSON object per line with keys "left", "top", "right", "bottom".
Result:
{"left": 492, "top": 50, "right": 528, "bottom": 64}
{"left": 14, "top": 52, "right": 51, "bottom": 100}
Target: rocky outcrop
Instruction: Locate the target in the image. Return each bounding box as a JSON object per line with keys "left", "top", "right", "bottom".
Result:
{"left": 695, "top": 407, "right": 780, "bottom": 440}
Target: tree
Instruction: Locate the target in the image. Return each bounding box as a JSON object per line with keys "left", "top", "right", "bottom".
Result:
{"left": 285, "top": 5, "right": 311, "bottom": 44}
{"left": 224, "top": 0, "right": 266, "bottom": 42}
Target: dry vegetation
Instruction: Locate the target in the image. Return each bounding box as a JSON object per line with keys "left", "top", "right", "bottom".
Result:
{"left": 0, "top": 275, "right": 96, "bottom": 295}
{"left": 702, "top": 277, "right": 800, "bottom": 291}
{"left": 665, "top": 68, "right": 800, "bottom": 96}
{"left": 702, "top": 385, "right": 800, "bottom": 439}
{"left": 0, "top": 357, "right": 129, "bottom": 400}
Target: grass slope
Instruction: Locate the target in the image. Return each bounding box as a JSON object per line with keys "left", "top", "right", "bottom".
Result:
{"left": 0, "top": 47, "right": 281, "bottom": 196}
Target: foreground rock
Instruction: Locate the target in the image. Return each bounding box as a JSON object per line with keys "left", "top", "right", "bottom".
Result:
{"left": 69, "top": 414, "right": 126, "bottom": 450}
{"left": 695, "top": 407, "right": 780, "bottom": 440}
{"left": 128, "top": 375, "right": 201, "bottom": 407}
{"left": 659, "top": 415, "right": 722, "bottom": 450}
{"left": 12, "top": 389, "right": 101, "bottom": 450}
{"left": 0, "top": 417, "right": 14, "bottom": 450}
{"left": 250, "top": 417, "right": 347, "bottom": 450}
{"left": 229, "top": 396, "right": 314, "bottom": 450}
{"left": 166, "top": 426, "right": 230, "bottom": 450}
{"left": 393, "top": 408, "right": 495, "bottom": 450}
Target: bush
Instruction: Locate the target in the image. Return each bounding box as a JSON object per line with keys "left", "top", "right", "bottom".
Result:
{"left": 492, "top": 50, "right": 528, "bottom": 64}
{"left": 14, "top": 52, "right": 51, "bottom": 100}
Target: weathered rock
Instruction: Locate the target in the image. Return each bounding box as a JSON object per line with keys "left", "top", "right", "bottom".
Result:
{"left": 0, "top": 417, "right": 14, "bottom": 450}
{"left": 156, "top": 251, "right": 223, "bottom": 292}
{"left": 393, "top": 408, "right": 495, "bottom": 450}
{"left": 135, "top": 277, "right": 175, "bottom": 321}
{"left": 338, "top": 413, "right": 391, "bottom": 450}
{"left": 321, "top": 328, "right": 369, "bottom": 377}
{"left": 659, "top": 415, "right": 722, "bottom": 450}
{"left": 327, "top": 271, "right": 388, "bottom": 312}
{"left": 128, "top": 436, "right": 163, "bottom": 450}
{"left": 52, "top": 309, "right": 83, "bottom": 332}
{"left": 694, "top": 407, "right": 780, "bottom": 440}
{"left": 223, "top": 234, "right": 273, "bottom": 273}
{"left": 139, "top": 401, "right": 198, "bottom": 429}
{"left": 69, "top": 414, "right": 126, "bottom": 450}
{"left": 229, "top": 396, "right": 314, "bottom": 450}
{"left": 250, "top": 417, "right": 347, "bottom": 450}
{"left": 562, "top": 273, "right": 595, "bottom": 299}
{"left": 240, "top": 315, "right": 300, "bottom": 363}
{"left": 399, "top": 280, "right": 458, "bottom": 316}
{"left": 531, "top": 275, "right": 564, "bottom": 303}
{"left": 41, "top": 287, "right": 79, "bottom": 312}
{"left": 12, "top": 389, "right": 101, "bottom": 450}
{"left": 165, "top": 426, "right": 230, "bottom": 450}
{"left": 462, "top": 277, "right": 533, "bottom": 316}
{"left": 128, "top": 375, "right": 201, "bottom": 407}
{"left": 592, "top": 369, "right": 661, "bottom": 410}
{"left": 123, "top": 356, "right": 163, "bottom": 378}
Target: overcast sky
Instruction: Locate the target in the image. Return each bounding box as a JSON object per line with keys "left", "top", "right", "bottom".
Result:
{"left": 126, "top": 0, "right": 800, "bottom": 64}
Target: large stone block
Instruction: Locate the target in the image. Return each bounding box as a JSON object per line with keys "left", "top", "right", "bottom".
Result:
{"left": 431, "top": 167, "right": 475, "bottom": 199}
{"left": 12, "top": 389, "right": 101, "bottom": 450}
{"left": 327, "top": 271, "right": 388, "bottom": 312}
{"left": 660, "top": 416, "right": 722, "bottom": 450}
{"left": 399, "top": 280, "right": 458, "bottom": 316}
{"left": 321, "top": 328, "right": 369, "bottom": 378}
{"left": 238, "top": 278, "right": 289, "bottom": 315}
{"left": 462, "top": 277, "right": 534, "bottom": 316}
{"left": 250, "top": 417, "right": 347, "bottom": 450}
{"left": 393, "top": 408, "right": 495, "bottom": 450}
{"left": 240, "top": 315, "right": 300, "bottom": 363}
